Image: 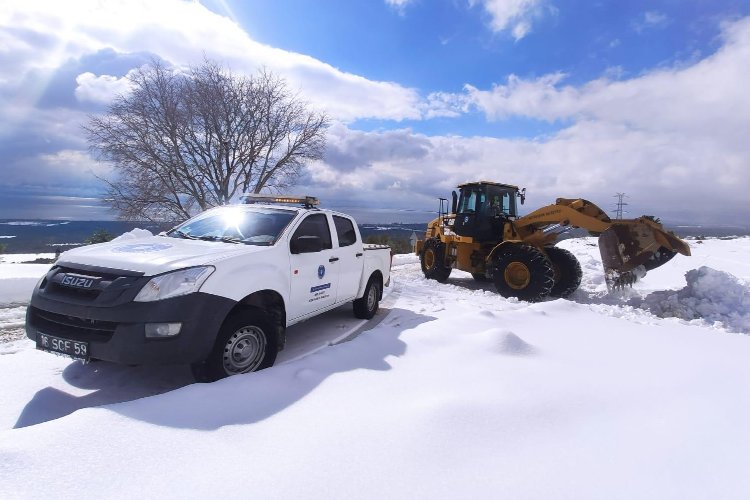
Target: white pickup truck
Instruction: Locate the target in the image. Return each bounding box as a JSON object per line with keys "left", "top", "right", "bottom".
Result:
{"left": 25, "top": 195, "right": 391, "bottom": 381}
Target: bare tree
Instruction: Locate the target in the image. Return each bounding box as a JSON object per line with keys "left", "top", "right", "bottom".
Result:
{"left": 85, "top": 59, "right": 328, "bottom": 221}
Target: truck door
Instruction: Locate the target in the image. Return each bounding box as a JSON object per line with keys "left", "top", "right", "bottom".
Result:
{"left": 332, "top": 215, "right": 361, "bottom": 303}
{"left": 288, "top": 213, "right": 340, "bottom": 320}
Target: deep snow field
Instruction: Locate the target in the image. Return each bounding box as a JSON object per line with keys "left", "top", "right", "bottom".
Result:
{"left": 1, "top": 236, "right": 750, "bottom": 499}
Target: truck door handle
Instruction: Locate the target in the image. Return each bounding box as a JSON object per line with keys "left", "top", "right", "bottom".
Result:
{"left": 355, "top": 253, "right": 363, "bottom": 257}
{"left": 329, "top": 257, "right": 339, "bottom": 263}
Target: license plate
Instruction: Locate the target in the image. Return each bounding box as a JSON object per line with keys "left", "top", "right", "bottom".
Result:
{"left": 36, "top": 332, "right": 89, "bottom": 361}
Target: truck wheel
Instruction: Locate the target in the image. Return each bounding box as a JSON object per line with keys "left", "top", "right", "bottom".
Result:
{"left": 546, "top": 246, "right": 582, "bottom": 298}
{"left": 353, "top": 277, "right": 381, "bottom": 319}
{"left": 493, "top": 245, "right": 554, "bottom": 302}
{"left": 421, "top": 238, "right": 452, "bottom": 283}
{"left": 192, "top": 308, "right": 277, "bottom": 382}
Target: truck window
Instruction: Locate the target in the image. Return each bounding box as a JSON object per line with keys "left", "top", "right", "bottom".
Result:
{"left": 333, "top": 216, "right": 357, "bottom": 247}
{"left": 291, "top": 214, "right": 332, "bottom": 251}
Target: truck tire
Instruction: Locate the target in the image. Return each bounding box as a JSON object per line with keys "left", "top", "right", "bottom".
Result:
{"left": 191, "top": 307, "right": 277, "bottom": 382}
{"left": 493, "top": 244, "right": 554, "bottom": 302}
{"left": 353, "top": 276, "right": 381, "bottom": 319}
{"left": 546, "top": 246, "right": 582, "bottom": 298}
{"left": 421, "top": 238, "right": 452, "bottom": 283}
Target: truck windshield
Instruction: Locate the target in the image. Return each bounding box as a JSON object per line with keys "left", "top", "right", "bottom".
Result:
{"left": 166, "top": 207, "right": 296, "bottom": 246}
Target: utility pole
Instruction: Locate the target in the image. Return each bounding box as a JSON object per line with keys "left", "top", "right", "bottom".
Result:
{"left": 613, "top": 193, "right": 628, "bottom": 219}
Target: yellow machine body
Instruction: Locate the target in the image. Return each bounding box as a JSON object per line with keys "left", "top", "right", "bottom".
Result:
{"left": 416, "top": 182, "right": 690, "bottom": 299}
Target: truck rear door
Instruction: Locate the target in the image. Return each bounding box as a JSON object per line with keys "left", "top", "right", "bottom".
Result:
{"left": 331, "top": 214, "right": 362, "bottom": 303}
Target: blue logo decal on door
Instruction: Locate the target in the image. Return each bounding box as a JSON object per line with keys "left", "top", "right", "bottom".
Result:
{"left": 310, "top": 283, "right": 331, "bottom": 293}
{"left": 318, "top": 265, "right": 325, "bottom": 279}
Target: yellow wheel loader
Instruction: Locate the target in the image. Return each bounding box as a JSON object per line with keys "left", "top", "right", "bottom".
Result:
{"left": 415, "top": 181, "right": 691, "bottom": 302}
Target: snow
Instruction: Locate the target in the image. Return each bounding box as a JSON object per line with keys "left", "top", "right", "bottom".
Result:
{"left": 2, "top": 236, "right": 750, "bottom": 498}
{"left": 0, "top": 264, "right": 51, "bottom": 305}
{"left": 0, "top": 253, "right": 55, "bottom": 263}
{"left": 110, "top": 227, "right": 153, "bottom": 241}
{"left": 635, "top": 266, "right": 750, "bottom": 334}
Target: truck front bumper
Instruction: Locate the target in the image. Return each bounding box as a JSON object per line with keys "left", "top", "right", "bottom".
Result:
{"left": 26, "top": 291, "right": 236, "bottom": 365}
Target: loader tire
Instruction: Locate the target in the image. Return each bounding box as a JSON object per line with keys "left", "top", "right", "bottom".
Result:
{"left": 493, "top": 245, "right": 554, "bottom": 302}
{"left": 421, "top": 238, "right": 452, "bottom": 283}
{"left": 546, "top": 246, "right": 582, "bottom": 298}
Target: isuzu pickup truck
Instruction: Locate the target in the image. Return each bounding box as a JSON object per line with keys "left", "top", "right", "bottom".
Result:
{"left": 26, "top": 195, "right": 391, "bottom": 381}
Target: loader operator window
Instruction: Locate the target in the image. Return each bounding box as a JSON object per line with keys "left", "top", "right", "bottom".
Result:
{"left": 487, "top": 193, "right": 511, "bottom": 216}
{"left": 458, "top": 190, "right": 485, "bottom": 213}
{"left": 483, "top": 186, "right": 516, "bottom": 217}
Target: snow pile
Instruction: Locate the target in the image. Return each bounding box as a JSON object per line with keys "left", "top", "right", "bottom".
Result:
{"left": 110, "top": 228, "right": 153, "bottom": 242}
{"left": 636, "top": 266, "right": 750, "bottom": 333}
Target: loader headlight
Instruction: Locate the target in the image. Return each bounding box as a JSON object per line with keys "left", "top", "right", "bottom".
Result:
{"left": 134, "top": 266, "right": 214, "bottom": 302}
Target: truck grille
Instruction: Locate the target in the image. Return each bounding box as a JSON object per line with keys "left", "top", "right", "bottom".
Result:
{"left": 28, "top": 306, "right": 117, "bottom": 341}
{"left": 40, "top": 265, "right": 145, "bottom": 306}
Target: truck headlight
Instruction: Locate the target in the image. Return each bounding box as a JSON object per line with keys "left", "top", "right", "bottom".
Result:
{"left": 134, "top": 266, "right": 214, "bottom": 302}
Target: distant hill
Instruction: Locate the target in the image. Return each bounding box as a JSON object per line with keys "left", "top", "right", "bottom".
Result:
{"left": 1, "top": 219, "right": 747, "bottom": 254}
{"left": 0, "top": 220, "right": 171, "bottom": 253}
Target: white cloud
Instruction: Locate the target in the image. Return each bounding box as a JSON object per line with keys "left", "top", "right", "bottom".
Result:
{"left": 38, "top": 149, "right": 111, "bottom": 177}
{"left": 463, "top": 16, "right": 750, "bottom": 142}
{"left": 74, "top": 72, "right": 132, "bottom": 104}
{"left": 421, "top": 91, "right": 472, "bottom": 118}
{"left": 301, "top": 18, "right": 750, "bottom": 225}
{"left": 2, "top": 0, "right": 749, "bottom": 226}
{"left": 0, "top": 0, "right": 422, "bottom": 122}
{"left": 634, "top": 11, "right": 669, "bottom": 32}
{"left": 385, "top": 0, "right": 414, "bottom": 14}
{"left": 469, "top": 0, "right": 547, "bottom": 40}
{"left": 644, "top": 11, "right": 668, "bottom": 26}
{"left": 2, "top": 148, "right": 111, "bottom": 193}
{"left": 303, "top": 116, "right": 748, "bottom": 225}
{"left": 464, "top": 72, "right": 573, "bottom": 121}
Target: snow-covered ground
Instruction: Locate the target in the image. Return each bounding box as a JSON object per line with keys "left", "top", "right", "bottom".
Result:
{"left": 1, "top": 237, "right": 750, "bottom": 499}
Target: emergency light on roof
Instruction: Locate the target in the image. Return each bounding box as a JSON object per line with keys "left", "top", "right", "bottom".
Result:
{"left": 241, "top": 194, "right": 320, "bottom": 208}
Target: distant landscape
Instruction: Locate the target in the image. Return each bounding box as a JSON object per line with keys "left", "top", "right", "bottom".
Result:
{"left": 1, "top": 218, "right": 748, "bottom": 255}
{"left": 0, "top": 219, "right": 429, "bottom": 254}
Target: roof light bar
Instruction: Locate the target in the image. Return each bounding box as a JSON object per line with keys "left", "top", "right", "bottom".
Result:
{"left": 241, "top": 194, "right": 320, "bottom": 208}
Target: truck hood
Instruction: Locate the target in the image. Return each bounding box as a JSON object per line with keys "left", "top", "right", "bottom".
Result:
{"left": 57, "top": 236, "right": 267, "bottom": 275}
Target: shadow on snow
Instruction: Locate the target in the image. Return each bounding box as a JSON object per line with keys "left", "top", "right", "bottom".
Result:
{"left": 14, "top": 307, "right": 434, "bottom": 430}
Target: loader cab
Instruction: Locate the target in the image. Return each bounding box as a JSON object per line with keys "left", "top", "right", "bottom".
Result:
{"left": 452, "top": 182, "right": 519, "bottom": 242}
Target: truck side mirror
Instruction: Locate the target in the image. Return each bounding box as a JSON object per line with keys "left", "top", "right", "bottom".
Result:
{"left": 291, "top": 235, "right": 322, "bottom": 254}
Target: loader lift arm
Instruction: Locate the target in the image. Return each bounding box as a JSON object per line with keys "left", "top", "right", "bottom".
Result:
{"left": 508, "top": 197, "right": 690, "bottom": 288}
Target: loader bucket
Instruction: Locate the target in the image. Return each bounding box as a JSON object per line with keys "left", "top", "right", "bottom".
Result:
{"left": 598, "top": 221, "right": 691, "bottom": 289}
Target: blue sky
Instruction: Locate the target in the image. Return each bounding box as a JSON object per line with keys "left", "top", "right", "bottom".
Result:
{"left": 1, "top": 0, "right": 750, "bottom": 224}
